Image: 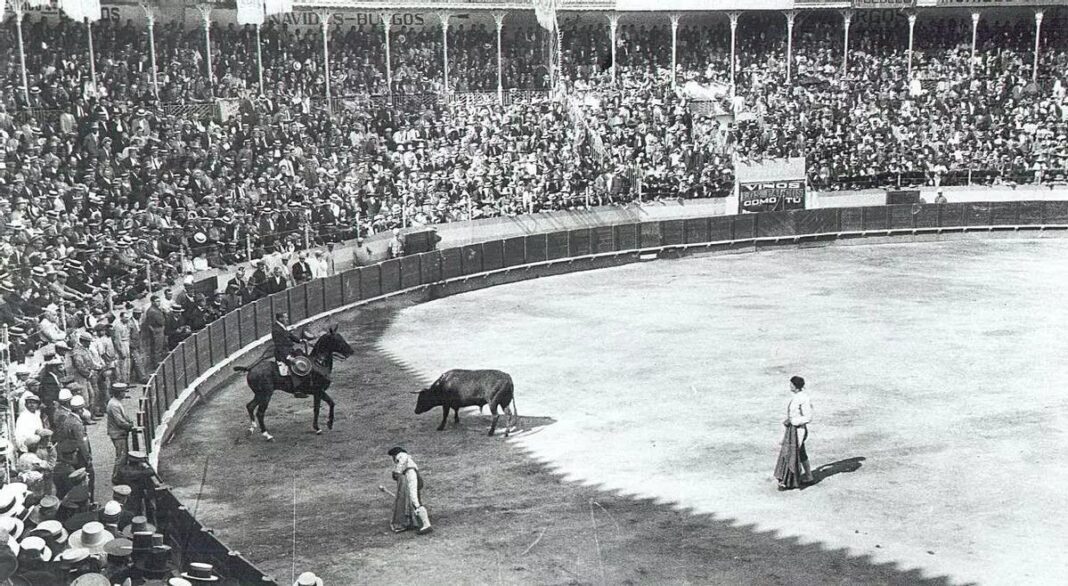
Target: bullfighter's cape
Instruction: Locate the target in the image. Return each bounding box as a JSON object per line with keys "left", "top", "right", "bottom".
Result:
{"left": 391, "top": 455, "right": 426, "bottom": 531}
{"left": 774, "top": 425, "right": 802, "bottom": 489}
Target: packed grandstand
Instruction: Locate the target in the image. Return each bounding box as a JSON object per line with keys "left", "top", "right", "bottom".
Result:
{"left": 0, "top": 0, "right": 1066, "bottom": 583}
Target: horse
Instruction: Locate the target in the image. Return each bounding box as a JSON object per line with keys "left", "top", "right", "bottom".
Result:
{"left": 234, "top": 325, "right": 354, "bottom": 441}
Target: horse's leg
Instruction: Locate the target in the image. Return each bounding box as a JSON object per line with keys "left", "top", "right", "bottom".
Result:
{"left": 257, "top": 392, "right": 274, "bottom": 441}
{"left": 322, "top": 391, "right": 336, "bottom": 430}
{"left": 454, "top": 407, "right": 460, "bottom": 424}
{"left": 246, "top": 396, "right": 259, "bottom": 435}
{"left": 438, "top": 406, "right": 449, "bottom": 431}
{"left": 312, "top": 394, "right": 322, "bottom": 435}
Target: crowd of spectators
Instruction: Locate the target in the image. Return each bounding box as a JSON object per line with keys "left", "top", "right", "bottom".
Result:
{"left": 1, "top": 9, "right": 1065, "bottom": 355}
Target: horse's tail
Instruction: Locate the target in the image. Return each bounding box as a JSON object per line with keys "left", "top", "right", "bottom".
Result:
{"left": 235, "top": 348, "right": 275, "bottom": 374}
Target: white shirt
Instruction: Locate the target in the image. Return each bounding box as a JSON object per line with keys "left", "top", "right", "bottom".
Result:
{"left": 39, "top": 317, "right": 66, "bottom": 343}
{"left": 787, "top": 391, "right": 813, "bottom": 427}
{"left": 14, "top": 409, "right": 44, "bottom": 453}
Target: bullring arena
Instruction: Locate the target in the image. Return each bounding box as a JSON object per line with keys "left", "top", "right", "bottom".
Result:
{"left": 158, "top": 213, "right": 1068, "bottom": 586}
{"left": 5, "top": 0, "right": 1068, "bottom": 584}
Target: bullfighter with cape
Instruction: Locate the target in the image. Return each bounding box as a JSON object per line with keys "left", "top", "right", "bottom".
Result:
{"left": 388, "top": 447, "right": 432, "bottom": 534}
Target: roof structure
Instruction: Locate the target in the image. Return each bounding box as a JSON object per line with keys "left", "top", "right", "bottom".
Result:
{"left": 291, "top": 0, "right": 616, "bottom": 10}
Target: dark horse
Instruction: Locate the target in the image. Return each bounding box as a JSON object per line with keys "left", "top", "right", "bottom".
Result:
{"left": 234, "top": 325, "right": 354, "bottom": 441}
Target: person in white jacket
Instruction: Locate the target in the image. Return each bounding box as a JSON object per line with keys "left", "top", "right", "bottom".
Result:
{"left": 14, "top": 394, "right": 45, "bottom": 453}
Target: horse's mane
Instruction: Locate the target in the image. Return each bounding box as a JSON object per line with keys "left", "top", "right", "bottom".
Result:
{"left": 311, "top": 332, "right": 334, "bottom": 356}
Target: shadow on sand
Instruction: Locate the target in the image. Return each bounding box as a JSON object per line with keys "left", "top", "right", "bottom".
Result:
{"left": 802, "top": 456, "right": 866, "bottom": 489}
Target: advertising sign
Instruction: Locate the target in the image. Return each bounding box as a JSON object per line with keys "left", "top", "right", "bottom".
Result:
{"left": 735, "top": 157, "right": 807, "bottom": 214}
{"left": 739, "top": 181, "right": 806, "bottom": 213}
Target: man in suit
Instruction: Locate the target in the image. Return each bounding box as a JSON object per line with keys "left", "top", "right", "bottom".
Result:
{"left": 290, "top": 253, "right": 313, "bottom": 284}
{"left": 268, "top": 267, "right": 288, "bottom": 294}
{"left": 272, "top": 312, "right": 303, "bottom": 377}
{"left": 141, "top": 297, "right": 167, "bottom": 370}
{"left": 251, "top": 261, "right": 270, "bottom": 299}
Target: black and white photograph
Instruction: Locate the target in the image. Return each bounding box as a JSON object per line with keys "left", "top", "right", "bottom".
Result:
{"left": 0, "top": 0, "right": 1066, "bottom": 583}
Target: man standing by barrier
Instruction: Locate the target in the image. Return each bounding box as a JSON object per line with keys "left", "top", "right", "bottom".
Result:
{"left": 113, "top": 451, "right": 157, "bottom": 519}
{"left": 127, "top": 307, "right": 147, "bottom": 384}
{"left": 111, "top": 309, "right": 132, "bottom": 384}
{"left": 54, "top": 391, "right": 94, "bottom": 500}
{"left": 142, "top": 297, "right": 167, "bottom": 370}
{"left": 70, "top": 332, "right": 99, "bottom": 414}
{"left": 106, "top": 383, "right": 137, "bottom": 478}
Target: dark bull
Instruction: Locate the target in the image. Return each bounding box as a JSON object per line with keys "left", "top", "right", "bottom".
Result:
{"left": 413, "top": 369, "right": 518, "bottom": 437}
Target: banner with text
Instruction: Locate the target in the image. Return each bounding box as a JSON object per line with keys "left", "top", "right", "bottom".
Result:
{"left": 736, "top": 157, "right": 807, "bottom": 214}
{"left": 738, "top": 181, "right": 806, "bottom": 213}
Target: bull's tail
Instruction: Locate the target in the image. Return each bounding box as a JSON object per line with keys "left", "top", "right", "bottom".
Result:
{"left": 233, "top": 366, "right": 251, "bottom": 373}
{"left": 505, "top": 377, "right": 519, "bottom": 430}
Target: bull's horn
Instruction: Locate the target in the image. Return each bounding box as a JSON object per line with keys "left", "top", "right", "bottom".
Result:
{"left": 408, "top": 391, "right": 421, "bottom": 394}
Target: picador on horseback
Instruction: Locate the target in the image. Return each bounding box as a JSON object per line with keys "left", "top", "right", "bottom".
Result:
{"left": 235, "top": 319, "right": 355, "bottom": 441}
{"left": 272, "top": 312, "right": 314, "bottom": 382}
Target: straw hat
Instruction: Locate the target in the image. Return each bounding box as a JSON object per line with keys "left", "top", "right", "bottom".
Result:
{"left": 70, "top": 574, "right": 112, "bottom": 586}
{"left": 26, "top": 519, "right": 67, "bottom": 551}
{"left": 17, "top": 535, "right": 51, "bottom": 562}
{"left": 294, "top": 571, "right": 324, "bottom": 586}
{"left": 0, "top": 517, "right": 24, "bottom": 541}
{"left": 68, "top": 522, "right": 114, "bottom": 554}
{"left": 0, "top": 484, "right": 27, "bottom": 519}
{"left": 180, "top": 561, "right": 221, "bottom": 582}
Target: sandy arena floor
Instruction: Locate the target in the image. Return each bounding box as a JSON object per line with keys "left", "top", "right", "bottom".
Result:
{"left": 162, "top": 238, "right": 1068, "bottom": 586}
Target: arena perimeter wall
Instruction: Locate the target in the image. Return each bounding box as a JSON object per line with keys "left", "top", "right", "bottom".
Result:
{"left": 139, "top": 200, "right": 1068, "bottom": 584}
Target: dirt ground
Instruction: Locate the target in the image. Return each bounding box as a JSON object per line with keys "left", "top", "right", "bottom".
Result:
{"left": 161, "top": 238, "right": 1067, "bottom": 585}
